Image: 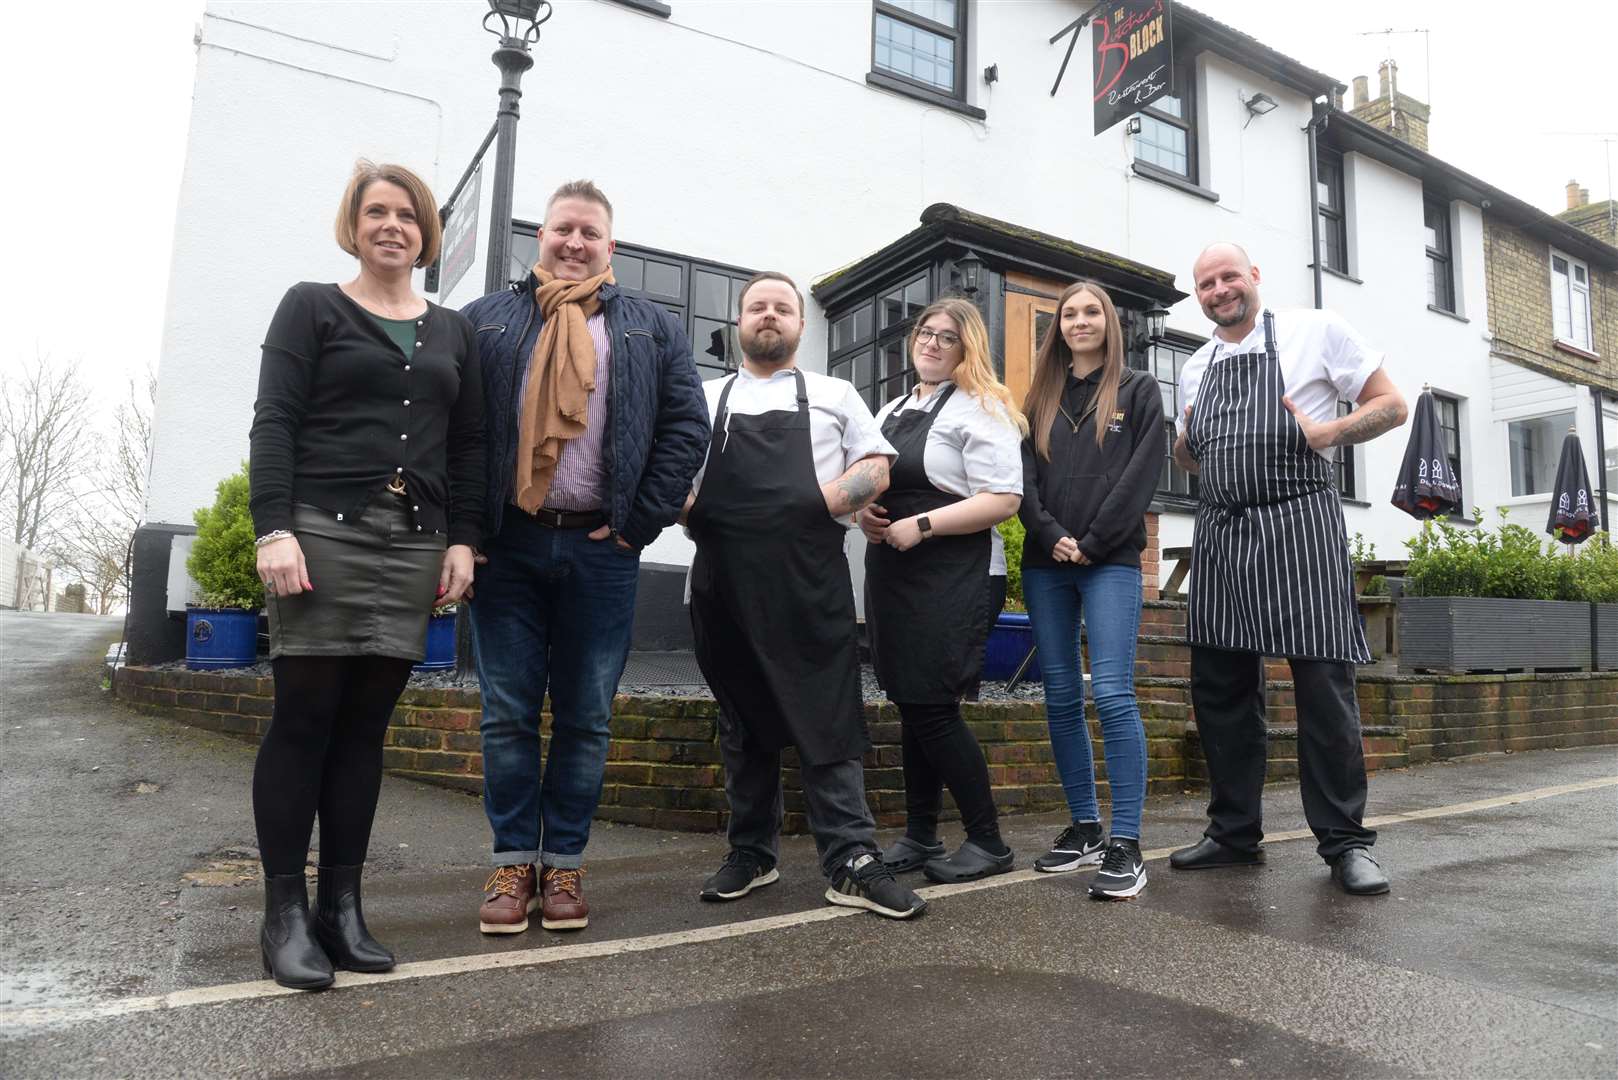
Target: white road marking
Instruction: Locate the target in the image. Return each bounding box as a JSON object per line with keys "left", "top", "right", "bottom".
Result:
{"left": 4, "top": 774, "right": 1614, "bottom": 1031}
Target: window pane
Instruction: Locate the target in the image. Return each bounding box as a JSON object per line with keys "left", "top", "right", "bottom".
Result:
{"left": 1572, "top": 287, "right": 1592, "bottom": 349}
{"left": 1423, "top": 202, "right": 1443, "bottom": 248}
{"left": 1553, "top": 255, "right": 1569, "bottom": 276}
{"left": 833, "top": 306, "right": 875, "bottom": 350}
{"left": 1605, "top": 409, "right": 1618, "bottom": 503}
{"left": 1509, "top": 412, "right": 1575, "bottom": 496}
{"left": 692, "top": 317, "right": 735, "bottom": 370}
{"left": 1135, "top": 115, "right": 1189, "bottom": 177}
{"left": 881, "top": 338, "right": 908, "bottom": 381}
{"left": 885, "top": 0, "right": 957, "bottom": 27}
{"left": 880, "top": 286, "right": 906, "bottom": 330}
{"left": 1552, "top": 273, "right": 1573, "bottom": 339}
{"left": 610, "top": 253, "right": 644, "bottom": 292}
{"left": 644, "top": 260, "right": 681, "bottom": 300}
{"left": 874, "top": 12, "right": 955, "bottom": 92}
{"left": 854, "top": 349, "right": 874, "bottom": 399}
{"left": 1034, "top": 311, "right": 1055, "bottom": 351}
{"left": 904, "top": 276, "right": 929, "bottom": 317}
{"left": 510, "top": 230, "right": 539, "bottom": 275}
{"left": 1148, "top": 91, "right": 1183, "bottom": 119}
{"left": 1575, "top": 264, "right": 1588, "bottom": 285}
{"left": 692, "top": 271, "right": 730, "bottom": 320}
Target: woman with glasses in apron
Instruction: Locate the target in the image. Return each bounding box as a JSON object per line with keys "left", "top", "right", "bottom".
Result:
{"left": 860, "top": 298, "right": 1027, "bottom": 883}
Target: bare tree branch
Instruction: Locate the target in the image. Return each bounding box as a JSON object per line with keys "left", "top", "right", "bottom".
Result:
{"left": 0, "top": 354, "right": 98, "bottom": 551}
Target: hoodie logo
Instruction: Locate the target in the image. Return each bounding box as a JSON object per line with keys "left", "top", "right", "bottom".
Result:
{"left": 1107, "top": 411, "right": 1125, "bottom": 433}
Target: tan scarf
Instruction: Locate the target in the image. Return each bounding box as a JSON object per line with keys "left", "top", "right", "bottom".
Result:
{"left": 513, "top": 263, "right": 615, "bottom": 512}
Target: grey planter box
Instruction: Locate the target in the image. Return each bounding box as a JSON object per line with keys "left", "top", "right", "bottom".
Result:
{"left": 1596, "top": 604, "right": 1618, "bottom": 671}
{"left": 1398, "top": 597, "right": 1592, "bottom": 673}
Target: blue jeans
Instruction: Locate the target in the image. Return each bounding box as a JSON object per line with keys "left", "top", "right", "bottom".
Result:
{"left": 1023, "top": 563, "right": 1147, "bottom": 840}
{"left": 468, "top": 514, "right": 640, "bottom": 869}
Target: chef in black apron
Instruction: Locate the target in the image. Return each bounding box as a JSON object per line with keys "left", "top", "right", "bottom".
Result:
{"left": 685, "top": 271, "right": 925, "bottom": 921}
{"left": 1170, "top": 243, "right": 1408, "bottom": 896}
{"left": 857, "top": 298, "right": 1025, "bottom": 883}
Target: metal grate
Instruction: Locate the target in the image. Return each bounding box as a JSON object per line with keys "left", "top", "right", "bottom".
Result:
{"left": 619, "top": 651, "right": 710, "bottom": 689}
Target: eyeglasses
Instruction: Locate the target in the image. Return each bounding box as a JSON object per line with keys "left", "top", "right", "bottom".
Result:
{"left": 915, "top": 328, "right": 961, "bottom": 348}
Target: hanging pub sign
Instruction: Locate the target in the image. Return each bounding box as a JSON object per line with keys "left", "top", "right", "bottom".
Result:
{"left": 1093, "top": 0, "right": 1174, "bottom": 136}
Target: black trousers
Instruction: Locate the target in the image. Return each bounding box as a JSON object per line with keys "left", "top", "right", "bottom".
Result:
{"left": 1189, "top": 647, "right": 1375, "bottom": 862}
{"left": 897, "top": 701, "right": 1003, "bottom": 848}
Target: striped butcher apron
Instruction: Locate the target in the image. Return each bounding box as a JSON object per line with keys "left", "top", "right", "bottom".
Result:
{"left": 1184, "top": 311, "right": 1370, "bottom": 664}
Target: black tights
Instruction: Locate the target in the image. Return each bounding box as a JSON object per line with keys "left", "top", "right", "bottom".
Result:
{"left": 252, "top": 655, "right": 414, "bottom": 876}
{"left": 897, "top": 700, "right": 1005, "bottom": 853}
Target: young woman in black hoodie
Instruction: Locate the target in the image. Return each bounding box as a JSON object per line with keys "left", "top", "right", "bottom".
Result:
{"left": 1018, "top": 280, "right": 1163, "bottom": 900}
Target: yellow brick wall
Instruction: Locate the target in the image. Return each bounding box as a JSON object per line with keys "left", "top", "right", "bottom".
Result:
{"left": 1483, "top": 217, "right": 1618, "bottom": 390}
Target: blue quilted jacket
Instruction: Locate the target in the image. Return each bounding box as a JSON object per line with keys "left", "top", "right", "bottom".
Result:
{"left": 460, "top": 274, "right": 711, "bottom": 548}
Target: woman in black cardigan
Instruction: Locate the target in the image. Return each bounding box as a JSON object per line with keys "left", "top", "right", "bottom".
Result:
{"left": 248, "top": 161, "right": 484, "bottom": 989}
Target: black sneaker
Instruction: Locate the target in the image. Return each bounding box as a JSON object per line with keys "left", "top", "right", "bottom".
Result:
{"left": 1088, "top": 838, "right": 1147, "bottom": 900}
{"left": 699, "top": 850, "right": 779, "bottom": 902}
{"left": 825, "top": 853, "right": 926, "bottom": 919}
{"left": 1033, "top": 821, "right": 1106, "bottom": 873}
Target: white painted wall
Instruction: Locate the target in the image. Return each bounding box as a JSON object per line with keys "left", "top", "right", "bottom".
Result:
{"left": 148, "top": 0, "right": 1547, "bottom": 587}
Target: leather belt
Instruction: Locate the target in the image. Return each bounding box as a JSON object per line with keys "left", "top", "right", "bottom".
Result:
{"left": 527, "top": 507, "right": 606, "bottom": 529}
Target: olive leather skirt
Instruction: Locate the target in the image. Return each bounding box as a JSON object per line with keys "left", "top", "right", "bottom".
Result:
{"left": 267, "top": 498, "right": 446, "bottom": 661}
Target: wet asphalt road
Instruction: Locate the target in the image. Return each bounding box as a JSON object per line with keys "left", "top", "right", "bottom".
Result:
{"left": 1, "top": 610, "right": 1616, "bottom": 1078}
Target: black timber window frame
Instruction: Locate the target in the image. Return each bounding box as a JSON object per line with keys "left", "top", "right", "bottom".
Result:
{"left": 827, "top": 271, "right": 935, "bottom": 414}
{"left": 1317, "top": 147, "right": 1349, "bottom": 275}
{"left": 868, "top": 2, "right": 985, "bottom": 119}
{"left": 1434, "top": 392, "right": 1463, "bottom": 508}
{"left": 1424, "top": 195, "right": 1456, "bottom": 314}
{"left": 1133, "top": 330, "right": 1200, "bottom": 508}
{"left": 509, "top": 223, "right": 753, "bottom": 381}
{"left": 1333, "top": 399, "right": 1357, "bottom": 498}
{"left": 1132, "top": 57, "right": 1199, "bottom": 184}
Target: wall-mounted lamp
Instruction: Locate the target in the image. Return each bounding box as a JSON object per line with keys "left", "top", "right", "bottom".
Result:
{"left": 1126, "top": 116, "right": 1142, "bottom": 135}
{"left": 1243, "top": 91, "right": 1278, "bottom": 116}
{"left": 1132, "top": 305, "right": 1170, "bottom": 350}
{"left": 983, "top": 63, "right": 999, "bottom": 86}
{"left": 954, "top": 250, "right": 984, "bottom": 296}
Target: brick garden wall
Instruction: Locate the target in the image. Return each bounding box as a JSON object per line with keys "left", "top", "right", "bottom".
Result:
{"left": 115, "top": 658, "right": 1618, "bottom": 834}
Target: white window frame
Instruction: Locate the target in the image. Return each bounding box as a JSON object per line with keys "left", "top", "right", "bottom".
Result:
{"left": 1551, "top": 248, "right": 1594, "bottom": 353}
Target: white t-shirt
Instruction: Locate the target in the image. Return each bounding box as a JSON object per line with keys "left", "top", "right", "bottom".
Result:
{"left": 692, "top": 366, "right": 896, "bottom": 526}
{"left": 875, "top": 383, "right": 1022, "bottom": 574}
{"left": 1176, "top": 307, "right": 1385, "bottom": 460}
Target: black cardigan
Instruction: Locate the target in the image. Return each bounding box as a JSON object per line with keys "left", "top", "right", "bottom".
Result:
{"left": 1018, "top": 367, "right": 1165, "bottom": 569}
{"left": 248, "top": 282, "right": 486, "bottom": 548}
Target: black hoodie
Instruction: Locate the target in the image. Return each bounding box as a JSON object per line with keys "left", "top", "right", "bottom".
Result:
{"left": 1018, "top": 366, "right": 1165, "bottom": 570}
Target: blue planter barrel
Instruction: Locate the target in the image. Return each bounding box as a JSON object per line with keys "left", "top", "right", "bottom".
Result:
{"left": 185, "top": 608, "right": 259, "bottom": 670}
{"left": 414, "top": 612, "right": 457, "bottom": 672}
{"left": 982, "top": 612, "right": 1041, "bottom": 683}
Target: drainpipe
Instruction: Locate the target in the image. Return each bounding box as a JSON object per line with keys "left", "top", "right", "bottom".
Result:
{"left": 1595, "top": 386, "right": 1611, "bottom": 531}
{"left": 1306, "top": 101, "right": 1327, "bottom": 310}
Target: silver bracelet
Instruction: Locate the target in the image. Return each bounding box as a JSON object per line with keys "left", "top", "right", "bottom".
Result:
{"left": 254, "top": 530, "right": 294, "bottom": 548}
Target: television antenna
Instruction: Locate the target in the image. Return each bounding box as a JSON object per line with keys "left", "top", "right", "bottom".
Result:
{"left": 1356, "top": 27, "right": 1431, "bottom": 108}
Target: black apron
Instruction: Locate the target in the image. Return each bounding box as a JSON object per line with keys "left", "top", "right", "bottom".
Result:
{"left": 687, "top": 369, "right": 869, "bottom": 764}
{"left": 864, "top": 385, "right": 991, "bottom": 703}
{"left": 1185, "top": 312, "right": 1370, "bottom": 664}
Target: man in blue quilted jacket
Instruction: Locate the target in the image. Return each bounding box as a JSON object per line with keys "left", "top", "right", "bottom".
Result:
{"left": 460, "top": 179, "right": 709, "bottom": 935}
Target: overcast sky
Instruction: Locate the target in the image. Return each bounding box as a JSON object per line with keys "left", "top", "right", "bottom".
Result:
{"left": 4, "top": 0, "right": 1612, "bottom": 425}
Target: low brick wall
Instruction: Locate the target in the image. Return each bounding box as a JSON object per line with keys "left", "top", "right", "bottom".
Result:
{"left": 114, "top": 665, "right": 1618, "bottom": 834}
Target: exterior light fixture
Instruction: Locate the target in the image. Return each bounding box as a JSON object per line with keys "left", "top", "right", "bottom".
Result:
{"left": 955, "top": 250, "right": 984, "bottom": 296}
{"left": 1145, "top": 305, "right": 1169, "bottom": 342}
{"left": 1243, "top": 91, "right": 1278, "bottom": 116}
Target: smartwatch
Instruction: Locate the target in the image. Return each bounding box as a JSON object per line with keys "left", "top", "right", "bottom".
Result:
{"left": 917, "top": 514, "right": 933, "bottom": 538}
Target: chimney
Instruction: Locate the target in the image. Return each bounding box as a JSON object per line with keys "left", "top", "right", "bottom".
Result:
{"left": 1350, "top": 59, "right": 1430, "bottom": 151}
{"left": 1567, "top": 181, "right": 1589, "bottom": 210}
{"left": 1378, "top": 60, "right": 1397, "bottom": 100}
{"left": 1582, "top": 186, "right": 1591, "bottom": 205}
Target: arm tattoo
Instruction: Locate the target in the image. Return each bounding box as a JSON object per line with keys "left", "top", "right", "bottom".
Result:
{"left": 832, "top": 459, "right": 883, "bottom": 513}
{"left": 1333, "top": 404, "right": 1401, "bottom": 447}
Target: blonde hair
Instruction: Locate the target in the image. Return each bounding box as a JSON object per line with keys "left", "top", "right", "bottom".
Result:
{"left": 910, "top": 298, "right": 1028, "bottom": 436}
{"left": 334, "top": 160, "right": 441, "bottom": 268}
{"left": 1023, "top": 281, "right": 1125, "bottom": 458}
{"left": 545, "top": 178, "right": 614, "bottom": 228}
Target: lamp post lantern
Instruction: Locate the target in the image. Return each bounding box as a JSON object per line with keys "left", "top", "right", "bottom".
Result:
{"left": 481, "top": 0, "right": 552, "bottom": 295}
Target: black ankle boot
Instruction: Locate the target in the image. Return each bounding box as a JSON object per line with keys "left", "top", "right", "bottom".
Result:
{"left": 314, "top": 864, "right": 395, "bottom": 972}
{"left": 260, "top": 873, "right": 335, "bottom": 990}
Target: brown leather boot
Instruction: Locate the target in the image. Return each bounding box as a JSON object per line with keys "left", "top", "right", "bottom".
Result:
{"left": 478, "top": 864, "right": 538, "bottom": 935}
{"left": 539, "top": 866, "right": 589, "bottom": 930}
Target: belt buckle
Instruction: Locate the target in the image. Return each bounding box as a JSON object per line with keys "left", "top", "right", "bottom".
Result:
{"left": 534, "top": 507, "right": 563, "bottom": 527}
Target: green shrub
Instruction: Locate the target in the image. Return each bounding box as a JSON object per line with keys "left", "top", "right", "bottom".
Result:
{"left": 997, "top": 515, "right": 1025, "bottom": 611}
{"left": 187, "top": 462, "right": 264, "bottom": 611}
{"left": 1363, "top": 574, "right": 1388, "bottom": 597}
{"left": 1571, "top": 533, "right": 1618, "bottom": 603}
{"left": 1404, "top": 510, "right": 1599, "bottom": 603}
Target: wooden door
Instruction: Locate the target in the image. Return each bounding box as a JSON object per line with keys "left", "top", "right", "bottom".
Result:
{"left": 1002, "top": 270, "right": 1064, "bottom": 405}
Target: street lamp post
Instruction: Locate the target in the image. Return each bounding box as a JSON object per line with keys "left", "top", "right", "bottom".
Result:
{"left": 481, "top": 0, "right": 551, "bottom": 295}
{"left": 458, "top": 1, "right": 552, "bottom": 680}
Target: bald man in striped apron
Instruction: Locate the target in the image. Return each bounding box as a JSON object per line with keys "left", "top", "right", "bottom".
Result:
{"left": 1169, "top": 243, "right": 1408, "bottom": 896}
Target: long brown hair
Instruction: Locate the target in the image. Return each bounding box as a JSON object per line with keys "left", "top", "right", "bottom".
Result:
{"left": 908, "top": 298, "right": 1028, "bottom": 436}
{"left": 1023, "top": 280, "right": 1125, "bottom": 459}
